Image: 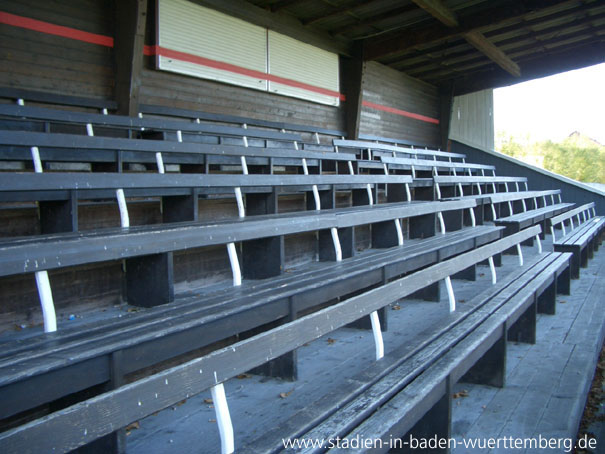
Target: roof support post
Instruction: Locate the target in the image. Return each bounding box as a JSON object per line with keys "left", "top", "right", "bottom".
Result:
{"left": 343, "top": 44, "right": 365, "bottom": 140}
{"left": 114, "top": 0, "right": 147, "bottom": 116}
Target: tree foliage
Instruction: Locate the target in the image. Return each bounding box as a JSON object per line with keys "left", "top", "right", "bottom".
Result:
{"left": 495, "top": 132, "right": 605, "bottom": 184}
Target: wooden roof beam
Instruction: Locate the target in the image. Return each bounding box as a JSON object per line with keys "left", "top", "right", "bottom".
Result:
{"left": 463, "top": 30, "right": 521, "bottom": 77}
{"left": 409, "top": 0, "right": 520, "bottom": 77}
{"left": 364, "top": 0, "right": 577, "bottom": 60}
{"left": 411, "top": 0, "right": 459, "bottom": 28}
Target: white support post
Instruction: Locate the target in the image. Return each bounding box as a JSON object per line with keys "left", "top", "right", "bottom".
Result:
{"left": 347, "top": 161, "right": 355, "bottom": 175}
{"left": 411, "top": 165, "right": 416, "bottom": 179}
{"left": 240, "top": 156, "right": 249, "bottom": 175}
{"left": 491, "top": 203, "right": 497, "bottom": 221}
{"left": 394, "top": 218, "right": 403, "bottom": 246}
{"left": 550, "top": 194, "right": 555, "bottom": 204}
{"left": 366, "top": 184, "right": 374, "bottom": 206}
{"left": 35, "top": 270, "right": 57, "bottom": 333}
{"left": 542, "top": 195, "right": 547, "bottom": 207}
{"left": 591, "top": 207, "right": 596, "bottom": 217}
{"left": 102, "top": 108, "right": 108, "bottom": 115}
{"left": 576, "top": 214, "right": 581, "bottom": 226}
{"left": 457, "top": 183, "right": 464, "bottom": 197}
{"left": 116, "top": 189, "right": 130, "bottom": 228}
{"left": 437, "top": 212, "right": 446, "bottom": 234}
{"left": 435, "top": 183, "right": 442, "bottom": 200}
{"left": 405, "top": 183, "right": 411, "bottom": 202}
{"left": 557, "top": 194, "right": 562, "bottom": 203}
{"left": 570, "top": 217, "right": 575, "bottom": 230}
{"left": 445, "top": 276, "right": 456, "bottom": 312}
{"left": 561, "top": 222, "right": 567, "bottom": 236}
{"left": 196, "top": 118, "right": 201, "bottom": 124}
{"left": 369, "top": 311, "right": 384, "bottom": 360}
{"left": 234, "top": 187, "right": 245, "bottom": 218}
{"left": 302, "top": 158, "right": 321, "bottom": 211}
{"left": 17, "top": 98, "right": 25, "bottom": 106}
{"left": 330, "top": 227, "right": 342, "bottom": 262}
{"left": 536, "top": 235, "right": 542, "bottom": 253}
{"left": 508, "top": 201, "right": 514, "bottom": 215}
{"left": 466, "top": 168, "right": 472, "bottom": 176}
{"left": 86, "top": 123, "right": 94, "bottom": 137}
{"left": 469, "top": 207, "right": 476, "bottom": 227}
{"left": 294, "top": 141, "right": 299, "bottom": 150}
{"left": 176, "top": 130, "right": 183, "bottom": 143}
{"left": 504, "top": 182, "right": 509, "bottom": 192}
{"left": 550, "top": 225, "right": 556, "bottom": 241}
{"left": 383, "top": 163, "right": 389, "bottom": 175}
{"left": 314, "top": 132, "right": 320, "bottom": 144}
{"left": 155, "top": 152, "right": 165, "bottom": 174}
{"left": 31, "top": 146, "right": 43, "bottom": 173}
{"left": 475, "top": 182, "right": 482, "bottom": 195}
{"left": 210, "top": 383, "right": 235, "bottom": 454}
{"left": 488, "top": 256, "right": 497, "bottom": 284}
{"left": 491, "top": 182, "right": 497, "bottom": 193}
{"left": 524, "top": 182, "right": 529, "bottom": 191}
{"left": 521, "top": 198, "right": 527, "bottom": 212}
{"left": 516, "top": 243, "right": 524, "bottom": 266}
{"left": 226, "top": 242, "right": 242, "bottom": 287}
{"left": 515, "top": 182, "right": 520, "bottom": 191}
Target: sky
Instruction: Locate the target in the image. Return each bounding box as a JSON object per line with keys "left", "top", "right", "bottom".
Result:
{"left": 493, "top": 62, "right": 605, "bottom": 145}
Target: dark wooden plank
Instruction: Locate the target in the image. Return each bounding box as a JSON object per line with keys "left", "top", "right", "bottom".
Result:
{"left": 0, "top": 227, "right": 540, "bottom": 453}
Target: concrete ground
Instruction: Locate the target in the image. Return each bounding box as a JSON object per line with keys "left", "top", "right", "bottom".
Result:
{"left": 127, "top": 236, "right": 604, "bottom": 453}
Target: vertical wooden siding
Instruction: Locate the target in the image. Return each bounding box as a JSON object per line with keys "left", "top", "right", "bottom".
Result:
{"left": 449, "top": 89, "right": 495, "bottom": 151}
{"left": 359, "top": 62, "right": 440, "bottom": 146}
{"left": 0, "top": 0, "right": 114, "bottom": 99}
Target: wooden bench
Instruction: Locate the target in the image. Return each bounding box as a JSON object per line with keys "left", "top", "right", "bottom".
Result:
{"left": 0, "top": 86, "right": 117, "bottom": 113}
{"left": 0, "top": 130, "right": 401, "bottom": 230}
{"left": 548, "top": 203, "right": 605, "bottom": 278}
{"left": 139, "top": 103, "right": 345, "bottom": 147}
{"left": 0, "top": 226, "right": 552, "bottom": 454}
{"left": 0, "top": 104, "right": 303, "bottom": 148}
{"left": 243, "top": 243, "right": 572, "bottom": 453}
{"left": 379, "top": 155, "right": 495, "bottom": 177}
{"left": 333, "top": 139, "right": 466, "bottom": 162}
{"left": 492, "top": 190, "right": 574, "bottom": 247}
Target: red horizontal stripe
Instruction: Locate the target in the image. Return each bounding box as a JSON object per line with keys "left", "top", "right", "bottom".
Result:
{"left": 363, "top": 100, "right": 440, "bottom": 125}
{"left": 0, "top": 11, "right": 114, "bottom": 47}
{"left": 147, "top": 45, "right": 346, "bottom": 101}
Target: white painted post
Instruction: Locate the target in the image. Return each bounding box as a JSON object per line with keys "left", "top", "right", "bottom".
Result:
{"left": 516, "top": 243, "right": 524, "bottom": 266}
{"left": 31, "top": 146, "right": 43, "bottom": 173}
{"left": 116, "top": 189, "right": 130, "bottom": 228}
{"left": 369, "top": 311, "right": 384, "bottom": 360}
{"left": 35, "top": 270, "right": 57, "bottom": 333}
{"left": 445, "top": 276, "right": 456, "bottom": 312}
{"left": 437, "top": 212, "right": 446, "bottom": 234}
{"left": 366, "top": 184, "right": 374, "bottom": 206}
{"left": 469, "top": 207, "right": 476, "bottom": 227}
{"left": 302, "top": 158, "right": 321, "bottom": 211}
{"left": 86, "top": 123, "right": 94, "bottom": 137}
{"left": 435, "top": 183, "right": 442, "bottom": 200}
{"left": 536, "top": 235, "right": 542, "bottom": 253}
{"left": 155, "top": 152, "right": 165, "bottom": 174}
{"left": 234, "top": 187, "right": 245, "bottom": 218}
{"left": 395, "top": 218, "right": 403, "bottom": 246}
{"left": 488, "top": 257, "right": 497, "bottom": 284}
{"left": 210, "top": 383, "right": 235, "bottom": 454}
{"left": 17, "top": 98, "right": 25, "bottom": 106}
{"left": 226, "top": 242, "right": 242, "bottom": 287}
{"left": 405, "top": 183, "right": 411, "bottom": 202}
{"left": 330, "top": 227, "right": 342, "bottom": 262}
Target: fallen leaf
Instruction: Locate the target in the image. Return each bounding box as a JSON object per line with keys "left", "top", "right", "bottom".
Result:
{"left": 479, "top": 273, "right": 485, "bottom": 277}
{"left": 125, "top": 421, "right": 140, "bottom": 436}
{"left": 453, "top": 390, "right": 469, "bottom": 399}
{"left": 204, "top": 398, "right": 213, "bottom": 404}
{"left": 392, "top": 305, "right": 401, "bottom": 311}
{"left": 127, "top": 308, "right": 140, "bottom": 313}
{"left": 209, "top": 419, "right": 217, "bottom": 423}
{"left": 236, "top": 373, "right": 252, "bottom": 379}
{"left": 458, "top": 299, "right": 466, "bottom": 303}
{"left": 279, "top": 389, "right": 294, "bottom": 399}
{"left": 327, "top": 338, "right": 336, "bottom": 344}
{"left": 560, "top": 300, "right": 567, "bottom": 304}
